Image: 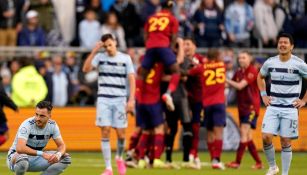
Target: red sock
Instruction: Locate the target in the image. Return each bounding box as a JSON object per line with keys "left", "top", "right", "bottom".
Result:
{"left": 0, "top": 135, "right": 7, "bottom": 146}
{"left": 247, "top": 140, "right": 261, "bottom": 163}
{"left": 148, "top": 134, "right": 155, "bottom": 161}
{"left": 128, "top": 132, "right": 140, "bottom": 151}
{"left": 167, "top": 73, "right": 180, "bottom": 93}
{"left": 235, "top": 142, "right": 247, "bottom": 164}
{"left": 153, "top": 134, "right": 165, "bottom": 159}
{"left": 213, "top": 140, "right": 223, "bottom": 161}
{"left": 136, "top": 133, "right": 150, "bottom": 159}
{"left": 207, "top": 141, "right": 214, "bottom": 160}
{"left": 190, "top": 123, "right": 200, "bottom": 157}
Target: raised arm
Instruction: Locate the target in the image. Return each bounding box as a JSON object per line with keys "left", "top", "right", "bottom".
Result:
{"left": 82, "top": 41, "right": 103, "bottom": 73}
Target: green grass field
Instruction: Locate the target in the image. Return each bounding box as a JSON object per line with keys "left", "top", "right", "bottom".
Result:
{"left": 1, "top": 151, "right": 306, "bottom": 175}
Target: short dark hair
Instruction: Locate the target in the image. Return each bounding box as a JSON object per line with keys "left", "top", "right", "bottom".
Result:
{"left": 277, "top": 33, "right": 294, "bottom": 45}
{"left": 183, "top": 36, "right": 197, "bottom": 46}
{"left": 161, "top": 0, "right": 174, "bottom": 9}
{"left": 207, "top": 48, "right": 220, "bottom": 60}
{"left": 36, "top": 101, "right": 53, "bottom": 112}
{"left": 100, "top": 34, "right": 115, "bottom": 42}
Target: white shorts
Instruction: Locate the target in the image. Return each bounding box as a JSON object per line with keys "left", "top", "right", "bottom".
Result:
{"left": 96, "top": 97, "right": 128, "bottom": 128}
{"left": 262, "top": 106, "right": 298, "bottom": 139}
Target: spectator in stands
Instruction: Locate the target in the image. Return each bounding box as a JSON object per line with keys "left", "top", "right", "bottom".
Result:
{"left": 173, "top": 0, "right": 194, "bottom": 37}
{"left": 29, "top": 0, "right": 54, "bottom": 34}
{"left": 86, "top": 0, "right": 107, "bottom": 24}
{"left": 272, "top": 0, "right": 294, "bottom": 35}
{"left": 140, "top": 0, "right": 160, "bottom": 24}
{"left": 46, "top": 55, "right": 72, "bottom": 107}
{"left": 101, "top": 12, "right": 127, "bottom": 51}
{"left": 110, "top": 0, "right": 142, "bottom": 46}
{"left": 0, "top": 64, "right": 12, "bottom": 95}
{"left": 0, "top": 0, "right": 26, "bottom": 46}
{"left": 193, "top": 0, "right": 224, "bottom": 47}
{"left": 11, "top": 58, "right": 48, "bottom": 107}
{"left": 223, "top": 48, "right": 236, "bottom": 105}
{"left": 253, "top": 0, "right": 278, "bottom": 48}
{"left": 18, "top": 10, "right": 46, "bottom": 46}
{"left": 9, "top": 59, "right": 20, "bottom": 76}
{"left": 224, "top": 0, "right": 254, "bottom": 47}
{"left": 64, "top": 51, "right": 81, "bottom": 101}
{"left": 79, "top": 9, "right": 101, "bottom": 49}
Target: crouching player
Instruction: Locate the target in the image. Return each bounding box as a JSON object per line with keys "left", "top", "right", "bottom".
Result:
{"left": 6, "top": 101, "right": 71, "bottom": 175}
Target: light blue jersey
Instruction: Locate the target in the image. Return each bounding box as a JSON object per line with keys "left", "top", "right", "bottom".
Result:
{"left": 9, "top": 117, "right": 61, "bottom": 151}
{"left": 91, "top": 51, "right": 135, "bottom": 98}
{"left": 260, "top": 54, "right": 307, "bottom": 112}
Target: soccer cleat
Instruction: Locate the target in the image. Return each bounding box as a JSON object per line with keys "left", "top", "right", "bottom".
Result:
{"left": 153, "top": 159, "right": 168, "bottom": 168}
{"left": 137, "top": 159, "right": 146, "bottom": 169}
{"left": 116, "top": 158, "right": 126, "bottom": 175}
{"left": 162, "top": 93, "right": 175, "bottom": 111}
{"left": 212, "top": 162, "right": 226, "bottom": 170}
{"left": 251, "top": 162, "right": 264, "bottom": 170}
{"left": 226, "top": 161, "right": 240, "bottom": 169}
{"left": 165, "top": 162, "right": 181, "bottom": 169}
{"left": 101, "top": 169, "right": 113, "bottom": 175}
{"left": 181, "top": 161, "right": 198, "bottom": 169}
{"left": 194, "top": 157, "right": 201, "bottom": 170}
{"left": 265, "top": 166, "right": 279, "bottom": 175}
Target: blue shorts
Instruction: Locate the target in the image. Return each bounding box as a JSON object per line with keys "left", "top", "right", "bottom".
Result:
{"left": 202, "top": 104, "right": 226, "bottom": 130}
{"left": 190, "top": 102, "right": 203, "bottom": 123}
{"left": 136, "top": 102, "right": 164, "bottom": 129}
{"left": 0, "top": 122, "right": 8, "bottom": 135}
{"left": 96, "top": 97, "right": 128, "bottom": 128}
{"left": 262, "top": 106, "right": 298, "bottom": 139}
{"left": 240, "top": 111, "right": 258, "bottom": 129}
{"left": 135, "top": 102, "right": 143, "bottom": 127}
{"left": 142, "top": 48, "right": 176, "bottom": 70}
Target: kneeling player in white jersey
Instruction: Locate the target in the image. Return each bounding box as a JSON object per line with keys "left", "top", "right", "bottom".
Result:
{"left": 6, "top": 101, "right": 71, "bottom": 175}
{"left": 257, "top": 33, "right": 307, "bottom": 175}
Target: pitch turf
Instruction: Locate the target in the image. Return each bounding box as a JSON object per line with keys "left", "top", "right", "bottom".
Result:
{"left": 0, "top": 151, "right": 306, "bottom": 175}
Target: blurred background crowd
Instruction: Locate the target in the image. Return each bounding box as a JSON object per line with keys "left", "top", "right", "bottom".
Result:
{"left": 0, "top": 0, "right": 307, "bottom": 107}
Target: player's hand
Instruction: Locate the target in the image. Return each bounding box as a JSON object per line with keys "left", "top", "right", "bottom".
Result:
{"left": 293, "top": 99, "right": 306, "bottom": 108}
{"left": 176, "top": 37, "right": 184, "bottom": 46}
{"left": 261, "top": 96, "right": 272, "bottom": 106}
{"left": 48, "top": 152, "right": 62, "bottom": 164}
{"left": 42, "top": 152, "right": 52, "bottom": 161}
{"left": 126, "top": 99, "right": 135, "bottom": 114}
{"left": 92, "top": 41, "right": 104, "bottom": 54}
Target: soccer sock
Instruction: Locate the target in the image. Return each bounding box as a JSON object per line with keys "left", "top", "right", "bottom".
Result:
{"left": 190, "top": 123, "right": 200, "bottom": 157}
{"left": 213, "top": 139, "right": 223, "bottom": 162}
{"left": 207, "top": 141, "right": 214, "bottom": 161}
{"left": 235, "top": 142, "right": 247, "bottom": 164}
{"left": 128, "top": 132, "right": 140, "bottom": 151}
{"left": 167, "top": 73, "right": 180, "bottom": 93}
{"left": 281, "top": 145, "right": 292, "bottom": 175}
{"left": 116, "top": 138, "right": 125, "bottom": 159}
{"left": 153, "top": 134, "right": 165, "bottom": 159}
{"left": 247, "top": 140, "right": 261, "bottom": 163}
{"left": 263, "top": 143, "right": 276, "bottom": 168}
{"left": 182, "top": 123, "right": 193, "bottom": 162}
{"left": 0, "top": 135, "right": 7, "bottom": 146}
{"left": 101, "top": 138, "right": 112, "bottom": 170}
{"left": 41, "top": 162, "right": 68, "bottom": 175}
{"left": 148, "top": 134, "right": 155, "bottom": 162}
{"left": 165, "top": 133, "right": 175, "bottom": 162}
{"left": 136, "top": 133, "right": 150, "bottom": 159}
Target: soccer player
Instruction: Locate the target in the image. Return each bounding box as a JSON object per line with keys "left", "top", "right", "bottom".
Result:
{"left": 257, "top": 33, "right": 307, "bottom": 175}
{"left": 225, "top": 51, "right": 263, "bottom": 169}
{"left": 142, "top": 0, "right": 180, "bottom": 111}
{"left": 82, "top": 34, "right": 135, "bottom": 175}
{"left": 0, "top": 78, "right": 18, "bottom": 146}
{"left": 183, "top": 37, "right": 205, "bottom": 168}
{"left": 188, "top": 48, "right": 226, "bottom": 170}
{"left": 6, "top": 101, "right": 71, "bottom": 175}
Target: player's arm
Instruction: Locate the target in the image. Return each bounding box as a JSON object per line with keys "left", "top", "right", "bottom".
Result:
{"left": 226, "top": 79, "right": 248, "bottom": 90}
{"left": 257, "top": 72, "right": 271, "bottom": 106}
{"left": 293, "top": 62, "right": 307, "bottom": 108}
{"left": 16, "top": 138, "right": 41, "bottom": 156}
{"left": 176, "top": 37, "right": 184, "bottom": 64}
{"left": 0, "top": 86, "right": 18, "bottom": 111}
{"left": 82, "top": 41, "right": 103, "bottom": 72}
{"left": 127, "top": 73, "right": 136, "bottom": 113}
{"left": 47, "top": 137, "right": 66, "bottom": 164}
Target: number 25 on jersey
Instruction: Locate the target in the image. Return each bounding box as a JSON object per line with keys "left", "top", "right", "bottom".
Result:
{"left": 148, "top": 17, "right": 170, "bottom": 32}
{"left": 204, "top": 68, "right": 225, "bottom": 86}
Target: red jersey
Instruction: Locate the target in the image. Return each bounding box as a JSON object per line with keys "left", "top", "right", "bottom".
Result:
{"left": 186, "top": 54, "right": 205, "bottom": 103}
{"left": 189, "top": 60, "right": 226, "bottom": 106}
{"left": 136, "top": 63, "right": 164, "bottom": 104}
{"left": 144, "top": 10, "right": 179, "bottom": 49}
{"left": 232, "top": 65, "right": 260, "bottom": 116}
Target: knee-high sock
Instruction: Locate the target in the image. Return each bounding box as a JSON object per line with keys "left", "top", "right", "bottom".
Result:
{"left": 41, "top": 163, "right": 69, "bottom": 175}
{"left": 213, "top": 139, "right": 223, "bottom": 162}
{"left": 153, "top": 134, "right": 165, "bottom": 159}
{"left": 247, "top": 140, "right": 261, "bottom": 163}
{"left": 182, "top": 123, "right": 193, "bottom": 162}
{"left": 14, "top": 160, "right": 29, "bottom": 175}
{"left": 281, "top": 145, "right": 292, "bottom": 175}
{"left": 235, "top": 142, "right": 247, "bottom": 164}
{"left": 116, "top": 139, "right": 125, "bottom": 159}
{"left": 101, "top": 138, "right": 112, "bottom": 169}
{"left": 263, "top": 143, "right": 276, "bottom": 168}
{"left": 136, "top": 133, "right": 150, "bottom": 159}
{"left": 128, "top": 132, "right": 140, "bottom": 151}
{"left": 207, "top": 141, "right": 214, "bottom": 161}
{"left": 190, "top": 123, "right": 200, "bottom": 157}
{"left": 167, "top": 73, "right": 180, "bottom": 93}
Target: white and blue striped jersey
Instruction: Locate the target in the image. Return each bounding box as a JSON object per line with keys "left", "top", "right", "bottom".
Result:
{"left": 91, "top": 51, "right": 135, "bottom": 98}
{"left": 260, "top": 55, "right": 307, "bottom": 111}
{"left": 9, "top": 117, "right": 61, "bottom": 151}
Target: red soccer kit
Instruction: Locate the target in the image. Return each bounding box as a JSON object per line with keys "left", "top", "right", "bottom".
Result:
{"left": 232, "top": 65, "right": 260, "bottom": 117}
{"left": 189, "top": 60, "right": 226, "bottom": 107}
{"left": 136, "top": 63, "right": 164, "bottom": 104}
{"left": 144, "top": 9, "right": 179, "bottom": 49}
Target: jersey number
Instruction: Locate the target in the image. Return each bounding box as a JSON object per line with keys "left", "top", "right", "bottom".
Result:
{"left": 146, "top": 69, "right": 155, "bottom": 84}
{"left": 148, "top": 17, "right": 170, "bottom": 32}
{"left": 204, "top": 68, "right": 225, "bottom": 85}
